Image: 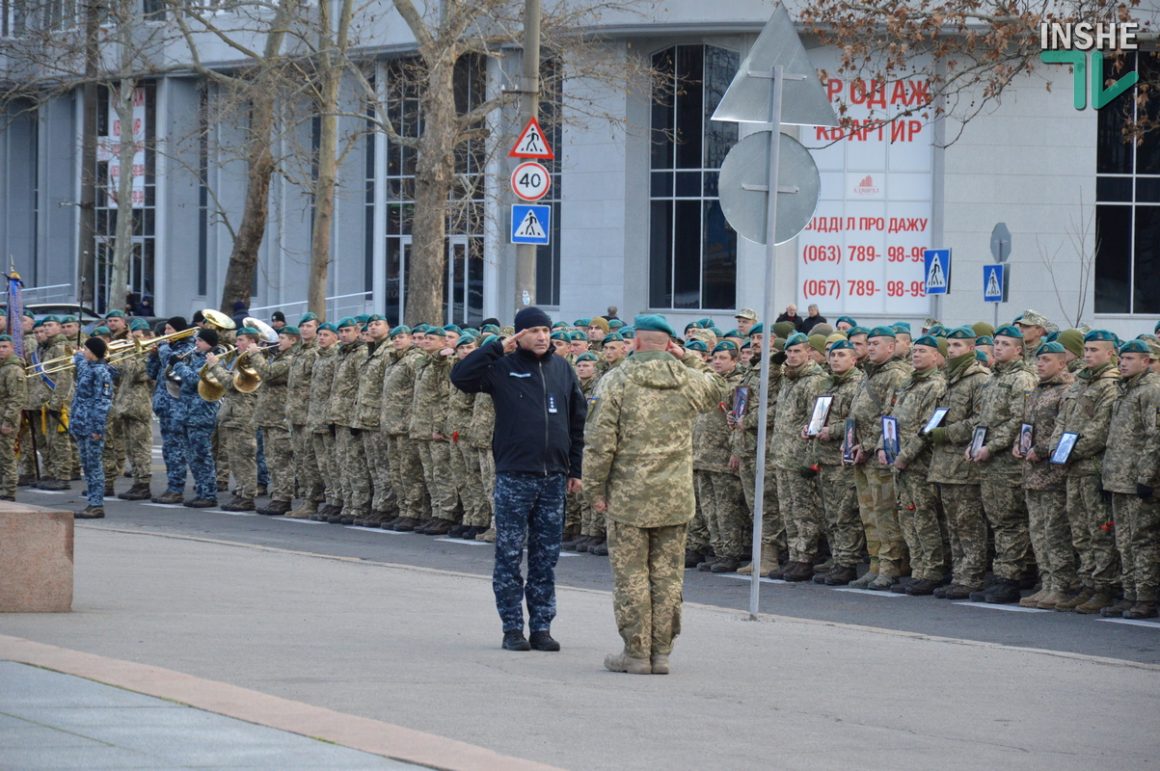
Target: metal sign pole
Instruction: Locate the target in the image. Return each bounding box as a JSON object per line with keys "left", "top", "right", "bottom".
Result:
{"left": 749, "top": 64, "right": 784, "bottom": 620}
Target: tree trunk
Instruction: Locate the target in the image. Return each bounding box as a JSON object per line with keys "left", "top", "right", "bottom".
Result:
{"left": 405, "top": 57, "right": 457, "bottom": 325}
{"left": 109, "top": 78, "right": 135, "bottom": 314}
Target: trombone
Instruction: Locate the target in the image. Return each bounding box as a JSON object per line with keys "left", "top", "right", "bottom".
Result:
{"left": 23, "top": 327, "right": 200, "bottom": 378}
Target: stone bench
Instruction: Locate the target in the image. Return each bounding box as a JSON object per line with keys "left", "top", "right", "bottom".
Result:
{"left": 0, "top": 501, "right": 73, "bottom": 612}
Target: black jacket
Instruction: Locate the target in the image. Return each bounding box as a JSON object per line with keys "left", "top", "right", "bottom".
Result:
{"left": 451, "top": 340, "right": 586, "bottom": 477}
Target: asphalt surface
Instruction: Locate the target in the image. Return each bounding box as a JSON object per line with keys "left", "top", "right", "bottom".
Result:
{"left": 20, "top": 472, "right": 1160, "bottom": 666}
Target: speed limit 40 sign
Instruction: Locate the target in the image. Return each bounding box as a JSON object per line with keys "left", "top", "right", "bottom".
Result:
{"left": 511, "top": 161, "right": 551, "bottom": 202}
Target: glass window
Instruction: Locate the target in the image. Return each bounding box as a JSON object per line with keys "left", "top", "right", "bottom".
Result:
{"left": 648, "top": 44, "right": 739, "bottom": 310}
{"left": 534, "top": 56, "right": 563, "bottom": 306}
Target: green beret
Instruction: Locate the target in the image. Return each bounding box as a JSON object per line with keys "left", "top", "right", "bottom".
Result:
{"left": 298, "top": 311, "right": 319, "bottom": 325}
{"left": 389, "top": 325, "right": 412, "bottom": 338}
{"left": 426, "top": 326, "right": 447, "bottom": 338}
{"left": 712, "top": 340, "right": 738, "bottom": 354}
{"left": 238, "top": 326, "right": 261, "bottom": 338}
{"left": 609, "top": 319, "right": 626, "bottom": 330}
{"left": 975, "top": 335, "right": 994, "bottom": 347}
{"left": 972, "top": 321, "right": 995, "bottom": 338}
{"left": 846, "top": 326, "right": 870, "bottom": 338}
{"left": 829, "top": 339, "right": 854, "bottom": 352}
{"left": 1119, "top": 339, "right": 1153, "bottom": 355}
{"left": 566, "top": 330, "right": 586, "bottom": 342}
{"left": 723, "top": 329, "right": 740, "bottom": 338}
{"left": 280, "top": 325, "right": 300, "bottom": 337}
{"left": 633, "top": 313, "right": 675, "bottom": 337}
{"left": 1044, "top": 331, "right": 1059, "bottom": 343}
{"left": 684, "top": 339, "right": 708, "bottom": 352}
{"left": 913, "top": 335, "right": 945, "bottom": 355}
{"left": 42, "top": 315, "right": 59, "bottom": 324}
{"left": 836, "top": 316, "right": 858, "bottom": 327}
{"left": 318, "top": 322, "right": 338, "bottom": 334}
{"left": 480, "top": 334, "right": 500, "bottom": 348}
{"left": 355, "top": 314, "right": 370, "bottom": 324}
{"left": 808, "top": 335, "right": 828, "bottom": 354}
{"left": 748, "top": 322, "right": 764, "bottom": 337}
{"left": 1084, "top": 329, "right": 1118, "bottom": 344}
{"left": 994, "top": 324, "right": 1023, "bottom": 340}
{"left": 105, "top": 309, "right": 126, "bottom": 319}
{"left": 0, "top": 334, "right": 12, "bottom": 343}
{"left": 892, "top": 322, "right": 912, "bottom": 334}
{"left": 620, "top": 327, "right": 635, "bottom": 339}
{"left": 1056, "top": 329, "right": 1084, "bottom": 358}
{"left": 576, "top": 352, "right": 599, "bottom": 363}
{"left": 976, "top": 350, "right": 990, "bottom": 363}
{"left": 61, "top": 315, "right": 78, "bottom": 324}
{"left": 696, "top": 317, "right": 713, "bottom": 329}
{"left": 943, "top": 325, "right": 974, "bottom": 340}
{"left": 443, "top": 324, "right": 462, "bottom": 335}
{"left": 550, "top": 331, "right": 568, "bottom": 341}
{"left": 573, "top": 318, "right": 591, "bottom": 328}
{"left": 928, "top": 324, "right": 947, "bottom": 338}
{"left": 604, "top": 332, "right": 625, "bottom": 343}
{"left": 552, "top": 321, "right": 569, "bottom": 330}
{"left": 32, "top": 319, "right": 44, "bottom": 329}
{"left": 412, "top": 323, "right": 430, "bottom": 334}
{"left": 773, "top": 321, "right": 796, "bottom": 338}
{"left": 481, "top": 324, "right": 500, "bottom": 335}
{"left": 785, "top": 332, "right": 809, "bottom": 349}
{"left": 22, "top": 309, "right": 34, "bottom": 319}
{"left": 1036, "top": 341, "right": 1067, "bottom": 356}
{"left": 1155, "top": 320, "right": 1160, "bottom": 335}
{"left": 364, "top": 314, "right": 385, "bottom": 323}
{"left": 129, "top": 318, "right": 150, "bottom": 332}
{"left": 684, "top": 321, "right": 700, "bottom": 334}
{"left": 868, "top": 325, "right": 896, "bottom": 339}
{"left": 455, "top": 334, "right": 478, "bottom": 348}
{"left": 336, "top": 317, "right": 358, "bottom": 329}
{"left": 93, "top": 326, "right": 111, "bottom": 337}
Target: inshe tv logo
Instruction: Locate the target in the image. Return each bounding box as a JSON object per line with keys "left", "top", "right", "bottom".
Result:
{"left": 1039, "top": 22, "right": 1139, "bottom": 110}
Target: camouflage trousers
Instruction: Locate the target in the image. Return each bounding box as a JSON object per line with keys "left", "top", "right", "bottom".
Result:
{"left": 159, "top": 414, "right": 189, "bottom": 494}
{"left": 101, "top": 415, "right": 124, "bottom": 483}
{"left": 935, "top": 482, "right": 986, "bottom": 587}
{"left": 740, "top": 456, "right": 785, "bottom": 551}
{"left": 855, "top": 464, "right": 905, "bottom": 576}
{"left": 0, "top": 429, "right": 16, "bottom": 497}
{"left": 895, "top": 466, "right": 946, "bottom": 581}
{"left": 1026, "top": 488, "right": 1077, "bottom": 593}
{"left": 775, "top": 468, "right": 823, "bottom": 563}
{"left": 1111, "top": 493, "right": 1160, "bottom": 603}
{"left": 608, "top": 520, "right": 687, "bottom": 659}
{"left": 17, "top": 414, "right": 34, "bottom": 478}
{"left": 220, "top": 425, "right": 258, "bottom": 499}
{"left": 582, "top": 494, "right": 605, "bottom": 537}
{"left": 980, "top": 470, "right": 1033, "bottom": 581}
{"left": 336, "top": 426, "right": 371, "bottom": 517}
{"left": 818, "top": 464, "right": 864, "bottom": 567}
{"left": 262, "top": 425, "right": 294, "bottom": 503}
{"left": 179, "top": 423, "right": 216, "bottom": 501}
{"left": 214, "top": 427, "right": 229, "bottom": 485}
{"left": 565, "top": 489, "right": 584, "bottom": 535}
{"left": 688, "top": 472, "right": 711, "bottom": 553}
{"left": 361, "top": 430, "right": 398, "bottom": 516}
{"left": 291, "top": 424, "right": 322, "bottom": 506}
{"left": 478, "top": 449, "right": 495, "bottom": 518}
{"left": 108, "top": 416, "right": 151, "bottom": 485}
{"left": 451, "top": 440, "right": 488, "bottom": 527}
{"left": 387, "top": 434, "right": 427, "bottom": 521}
{"left": 1067, "top": 474, "right": 1120, "bottom": 591}
{"left": 416, "top": 439, "right": 459, "bottom": 522}
{"left": 492, "top": 472, "right": 566, "bottom": 633}
{"left": 312, "top": 430, "right": 340, "bottom": 507}
{"left": 697, "top": 470, "right": 749, "bottom": 560}
{"left": 43, "top": 410, "right": 72, "bottom": 481}
{"left": 74, "top": 434, "right": 105, "bottom": 507}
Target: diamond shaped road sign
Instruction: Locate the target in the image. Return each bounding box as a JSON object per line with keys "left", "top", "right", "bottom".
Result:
{"left": 712, "top": 3, "right": 838, "bottom": 127}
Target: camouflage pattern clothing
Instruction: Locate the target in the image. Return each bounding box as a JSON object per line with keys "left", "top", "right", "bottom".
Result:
{"left": 1021, "top": 370, "right": 1076, "bottom": 593}
{"left": 355, "top": 339, "right": 394, "bottom": 521}
{"left": 209, "top": 354, "right": 260, "bottom": 500}
{"left": 890, "top": 367, "right": 948, "bottom": 581}
{"left": 382, "top": 346, "right": 427, "bottom": 522}
{"left": 307, "top": 343, "right": 340, "bottom": 507}
{"left": 809, "top": 366, "right": 865, "bottom": 567}
{"left": 693, "top": 368, "right": 747, "bottom": 559}
{"left": 448, "top": 377, "right": 487, "bottom": 527}
{"left": 1052, "top": 363, "right": 1121, "bottom": 591}
{"left": 171, "top": 349, "right": 220, "bottom": 501}
{"left": 469, "top": 391, "right": 496, "bottom": 520}
{"left": 154, "top": 338, "right": 197, "bottom": 494}
{"left": 565, "top": 374, "right": 601, "bottom": 537}
{"left": 252, "top": 347, "right": 294, "bottom": 503}
{"left": 973, "top": 358, "right": 1037, "bottom": 581}
{"left": 69, "top": 353, "right": 113, "bottom": 507}
{"left": 411, "top": 351, "right": 458, "bottom": 522}
{"left": 584, "top": 349, "right": 725, "bottom": 659}
{"left": 492, "top": 472, "right": 568, "bottom": 632}
{"left": 0, "top": 353, "right": 26, "bottom": 497}
{"left": 286, "top": 338, "right": 318, "bottom": 508}
{"left": 327, "top": 340, "right": 368, "bottom": 515}
{"left": 773, "top": 360, "right": 828, "bottom": 563}
{"left": 733, "top": 360, "right": 783, "bottom": 553}
{"left": 107, "top": 352, "right": 152, "bottom": 486}
{"left": 1102, "top": 370, "right": 1160, "bottom": 602}
{"left": 36, "top": 334, "right": 76, "bottom": 482}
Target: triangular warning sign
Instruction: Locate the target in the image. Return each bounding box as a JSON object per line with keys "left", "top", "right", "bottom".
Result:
{"left": 986, "top": 268, "right": 1002, "bottom": 297}
{"left": 927, "top": 257, "right": 946, "bottom": 290}
{"left": 509, "top": 117, "right": 554, "bottom": 159}
{"left": 515, "top": 209, "right": 546, "bottom": 239}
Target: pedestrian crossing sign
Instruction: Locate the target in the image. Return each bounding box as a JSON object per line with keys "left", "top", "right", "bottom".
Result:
{"left": 511, "top": 204, "right": 551, "bottom": 245}
{"left": 923, "top": 249, "right": 951, "bottom": 295}
{"left": 983, "top": 264, "right": 1006, "bottom": 303}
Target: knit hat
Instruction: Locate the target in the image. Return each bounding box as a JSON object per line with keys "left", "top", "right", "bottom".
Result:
{"left": 84, "top": 337, "right": 108, "bottom": 359}
{"left": 972, "top": 321, "right": 995, "bottom": 338}
{"left": 166, "top": 316, "right": 189, "bottom": 332}
{"left": 514, "top": 307, "right": 553, "bottom": 333}
{"left": 271, "top": 311, "right": 286, "bottom": 323}
{"left": 808, "top": 335, "right": 828, "bottom": 354}
{"left": 1057, "top": 329, "right": 1084, "bottom": 358}
{"left": 773, "top": 321, "right": 796, "bottom": 339}
{"left": 197, "top": 328, "right": 219, "bottom": 347}
{"left": 587, "top": 316, "right": 610, "bottom": 333}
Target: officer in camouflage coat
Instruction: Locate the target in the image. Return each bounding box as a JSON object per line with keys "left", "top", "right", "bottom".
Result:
{"left": 251, "top": 327, "right": 297, "bottom": 515}
{"left": 0, "top": 335, "right": 27, "bottom": 500}
{"left": 327, "top": 318, "right": 368, "bottom": 524}
{"left": 307, "top": 323, "right": 341, "bottom": 521}
{"left": 285, "top": 312, "right": 320, "bottom": 518}
{"left": 353, "top": 315, "right": 395, "bottom": 526}
{"left": 70, "top": 339, "right": 113, "bottom": 518}
{"left": 381, "top": 326, "right": 428, "bottom": 530}
{"left": 410, "top": 327, "right": 459, "bottom": 535}
{"left": 206, "top": 328, "right": 262, "bottom": 511}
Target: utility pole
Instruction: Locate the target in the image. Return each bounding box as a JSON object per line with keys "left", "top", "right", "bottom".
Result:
{"left": 78, "top": 0, "right": 100, "bottom": 309}
{"left": 513, "top": 0, "right": 540, "bottom": 312}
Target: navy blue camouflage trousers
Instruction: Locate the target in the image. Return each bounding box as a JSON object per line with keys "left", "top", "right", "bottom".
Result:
{"left": 177, "top": 423, "right": 217, "bottom": 501}
{"left": 75, "top": 434, "right": 105, "bottom": 507}
{"left": 492, "top": 472, "right": 566, "bottom": 633}
{"left": 160, "top": 414, "right": 189, "bottom": 494}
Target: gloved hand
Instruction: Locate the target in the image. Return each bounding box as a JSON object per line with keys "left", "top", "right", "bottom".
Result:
{"left": 1138, "top": 483, "right": 1154, "bottom": 501}
{"left": 929, "top": 427, "right": 947, "bottom": 445}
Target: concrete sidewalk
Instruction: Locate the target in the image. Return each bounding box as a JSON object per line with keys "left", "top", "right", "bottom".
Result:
{"left": 2, "top": 525, "right": 1159, "bottom": 770}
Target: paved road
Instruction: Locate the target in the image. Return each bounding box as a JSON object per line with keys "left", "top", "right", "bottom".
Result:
{"left": 19, "top": 473, "right": 1160, "bottom": 666}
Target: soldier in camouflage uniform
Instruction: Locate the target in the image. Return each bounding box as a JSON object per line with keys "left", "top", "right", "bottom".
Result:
{"left": 410, "top": 326, "right": 459, "bottom": 535}
{"left": 206, "top": 328, "right": 262, "bottom": 511}
{"left": 1051, "top": 330, "right": 1122, "bottom": 613}
{"left": 927, "top": 326, "right": 990, "bottom": 599}
{"left": 888, "top": 335, "right": 948, "bottom": 595}
{"left": 108, "top": 319, "right": 154, "bottom": 500}
{"left": 352, "top": 315, "right": 395, "bottom": 526}
{"left": 467, "top": 362, "right": 497, "bottom": 542}
{"left": 18, "top": 314, "right": 42, "bottom": 484}
{"left": 381, "top": 325, "right": 428, "bottom": 531}
{"left": 0, "top": 335, "right": 27, "bottom": 499}
{"left": 564, "top": 353, "right": 602, "bottom": 551}
{"left": 70, "top": 339, "right": 113, "bottom": 518}
{"left": 1098, "top": 340, "right": 1160, "bottom": 619}
{"left": 966, "top": 325, "right": 1038, "bottom": 604}
{"left": 1015, "top": 342, "right": 1075, "bottom": 609}
{"left": 327, "top": 318, "right": 369, "bottom": 524}
{"left": 169, "top": 329, "right": 220, "bottom": 507}
{"left": 251, "top": 327, "right": 296, "bottom": 515}
{"left": 307, "top": 323, "right": 341, "bottom": 521}
{"left": 847, "top": 326, "right": 913, "bottom": 589}
{"left": 1014, "top": 310, "right": 1050, "bottom": 364}
{"left": 285, "top": 312, "right": 320, "bottom": 518}
{"left": 34, "top": 316, "right": 76, "bottom": 490}
{"left": 448, "top": 335, "right": 489, "bottom": 538}
{"left": 585, "top": 315, "right": 725, "bottom": 675}
{"left": 150, "top": 319, "right": 196, "bottom": 503}
{"left": 807, "top": 340, "right": 865, "bottom": 585}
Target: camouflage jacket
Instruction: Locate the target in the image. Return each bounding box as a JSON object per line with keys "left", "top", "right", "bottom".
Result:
{"left": 353, "top": 339, "right": 391, "bottom": 430}
{"left": 890, "top": 366, "right": 946, "bottom": 471}
{"left": 772, "top": 360, "right": 828, "bottom": 471}
{"left": 973, "top": 358, "right": 1037, "bottom": 477}
{"left": 447, "top": 373, "right": 476, "bottom": 438}
{"left": 68, "top": 353, "right": 113, "bottom": 436}
{"left": 409, "top": 351, "right": 453, "bottom": 440}
{"left": 730, "top": 356, "right": 779, "bottom": 459}
{"left": 583, "top": 350, "right": 726, "bottom": 528}
{"left": 252, "top": 347, "right": 292, "bottom": 429}
{"left": 1049, "top": 363, "right": 1120, "bottom": 478}
{"left": 0, "top": 355, "right": 27, "bottom": 432}
{"left": 326, "top": 341, "right": 367, "bottom": 427}
{"left": 927, "top": 355, "right": 989, "bottom": 485}
{"left": 208, "top": 355, "right": 259, "bottom": 432}
{"left": 307, "top": 344, "right": 339, "bottom": 433}
{"left": 1101, "top": 370, "right": 1160, "bottom": 494}
{"left": 380, "top": 346, "right": 424, "bottom": 436}
{"left": 170, "top": 350, "right": 219, "bottom": 429}
{"left": 809, "top": 366, "right": 864, "bottom": 467}
{"left": 849, "top": 358, "right": 912, "bottom": 456}
{"left": 466, "top": 391, "right": 495, "bottom": 450}
{"left": 693, "top": 367, "right": 745, "bottom": 473}
{"left": 285, "top": 339, "right": 318, "bottom": 426}
{"left": 25, "top": 345, "right": 48, "bottom": 409}
{"left": 108, "top": 351, "right": 151, "bottom": 422}
{"left": 1021, "top": 371, "right": 1073, "bottom": 491}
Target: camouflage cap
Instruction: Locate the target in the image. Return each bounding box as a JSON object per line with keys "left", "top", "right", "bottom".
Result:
{"left": 1014, "top": 309, "right": 1049, "bottom": 328}
{"left": 946, "top": 325, "right": 976, "bottom": 340}
{"left": 1119, "top": 339, "right": 1153, "bottom": 356}
{"left": 734, "top": 307, "right": 758, "bottom": 321}
{"left": 994, "top": 323, "right": 1023, "bottom": 340}
{"left": 1036, "top": 341, "right": 1067, "bottom": 355}
{"left": 868, "top": 325, "right": 896, "bottom": 339}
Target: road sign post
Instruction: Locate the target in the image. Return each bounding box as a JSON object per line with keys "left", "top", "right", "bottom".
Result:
{"left": 984, "top": 263, "right": 1007, "bottom": 326}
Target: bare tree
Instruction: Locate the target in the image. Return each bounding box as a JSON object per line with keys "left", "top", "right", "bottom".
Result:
{"left": 1039, "top": 190, "right": 1097, "bottom": 328}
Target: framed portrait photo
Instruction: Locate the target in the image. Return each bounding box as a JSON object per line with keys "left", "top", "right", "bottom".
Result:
{"left": 807, "top": 395, "right": 834, "bottom": 437}
{"left": 882, "top": 416, "right": 901, "bottom": 464}
{"left": 1051, "top": 432, "right": 1079, "bottom": 465}
{"left": 842, "top": 419, "right": 857, "bottom": 463}
{"left": 732, "top": 386, "right": 749, "bottom": 420}
{"left": 1019, "top": 423, "right": 1034, "bottom": 456}
{"left": 970, "top": 426, "right": 988, "bottom": 459}
{"left": 922, "top": 407, "right": 950, "bottom": 435}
